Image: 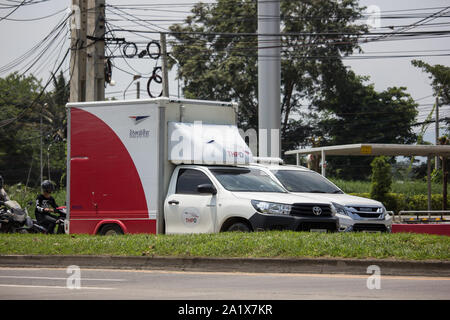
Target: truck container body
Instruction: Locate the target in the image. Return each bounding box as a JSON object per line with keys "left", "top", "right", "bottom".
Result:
{"left": 66, "top": 98, "right": 241, "bottom": 234}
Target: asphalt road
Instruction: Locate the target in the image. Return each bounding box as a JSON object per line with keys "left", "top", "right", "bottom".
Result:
{"left": 0, "top": 267, "right": 449, "bottom": 300}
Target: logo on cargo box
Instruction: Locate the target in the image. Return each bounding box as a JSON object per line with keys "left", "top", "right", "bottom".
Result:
{"left": 129, "top": 115, "right": 150, "bottom": 125}
{"left": 129, "top": 129, "right": 150, "bottom": 138}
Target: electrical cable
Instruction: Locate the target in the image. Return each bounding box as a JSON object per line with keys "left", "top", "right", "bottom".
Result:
{"left": 0, "top": 0, "right": 25, "bottom": 21}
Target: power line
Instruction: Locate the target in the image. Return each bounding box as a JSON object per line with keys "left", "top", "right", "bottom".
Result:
{"left": 0, "top": 6, "right": 66, "bottom": 21}
{"left": 0, "top": 0, "right": 25, "bottom": 21}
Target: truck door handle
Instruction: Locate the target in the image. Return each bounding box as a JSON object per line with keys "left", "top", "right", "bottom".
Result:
{"left": 168, "top": 200, "right": 179, "bottom": 205}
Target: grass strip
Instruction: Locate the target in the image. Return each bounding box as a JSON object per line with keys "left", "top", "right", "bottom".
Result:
{"left": 0, "top": 231, "right": 449, "bottom": 261}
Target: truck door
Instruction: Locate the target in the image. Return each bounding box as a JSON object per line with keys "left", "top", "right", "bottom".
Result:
{"left": 165, "top": 168, "right": 217, "bottom": 234}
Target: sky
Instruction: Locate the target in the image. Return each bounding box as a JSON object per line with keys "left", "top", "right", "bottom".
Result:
{"left": 0, "top": 0, "right": 449, "bottom": 146}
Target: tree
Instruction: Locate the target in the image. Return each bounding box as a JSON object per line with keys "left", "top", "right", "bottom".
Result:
{"left": 314, "top": 70, "right": 418, "bottom": 179}
{"left": 42, "top": 71, "right": 69, "bottom": 186}
{"left": 412, "top": 60, "right": 450, "bottom": 133}
{"left": 0, "top": 72, "right": 69, "bottom": 187}
{"left": 0, "top": 73, "right": 43, "bottom": 185}
{"left": 168, "top": 0, "right": 367, "bottom": 153}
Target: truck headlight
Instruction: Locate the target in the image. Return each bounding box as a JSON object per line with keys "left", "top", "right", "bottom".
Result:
{"left": 332, "top": 202, "right": 351, "bottom": 216}
{"left": 251, "top": 200, "right": 292, "bottom": 215}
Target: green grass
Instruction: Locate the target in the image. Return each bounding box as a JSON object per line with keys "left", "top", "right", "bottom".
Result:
{"left": 0, "top": 231, "right": 449, "bottom": 261}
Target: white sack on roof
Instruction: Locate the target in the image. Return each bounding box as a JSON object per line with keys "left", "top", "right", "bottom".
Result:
{"left": 168, "top": 121, "right": 253, "bottom": 165}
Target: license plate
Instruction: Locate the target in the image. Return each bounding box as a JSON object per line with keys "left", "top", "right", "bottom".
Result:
{"left": 310, "top": 229, "right": 327, "bottom": 233}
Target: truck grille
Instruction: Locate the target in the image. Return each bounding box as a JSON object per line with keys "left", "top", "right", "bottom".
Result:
{"left": 298, "top": 222, "right": 337, "bottom": 232}
{"left": 352, "top": 223, "right": 387, "bottom": 232}
{"left": 349, "top": 206, "right": 383, "bottom": 219}
{"left": 291, "top": 203, "right": 333, "bottom": 217}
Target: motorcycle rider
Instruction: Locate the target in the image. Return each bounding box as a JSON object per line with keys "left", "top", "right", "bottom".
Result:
{"left": 35, "top": 180, "right": 59, "bottom": 234}
{"left": 0, "top": 175, "right": 10, "bottom": 203}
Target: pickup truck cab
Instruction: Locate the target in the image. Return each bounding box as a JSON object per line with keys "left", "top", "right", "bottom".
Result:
{"left": 165, "top": 165, "right": 339, "bottom": 233}
{"left": 251, "top": 162, "right": 392, "bottom": 232}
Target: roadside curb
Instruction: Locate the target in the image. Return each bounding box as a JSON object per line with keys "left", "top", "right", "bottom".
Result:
{"left": 1, "top": 255, "right": 449, "bottom": 277}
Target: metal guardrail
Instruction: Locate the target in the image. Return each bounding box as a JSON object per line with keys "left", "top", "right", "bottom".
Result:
{"left": 393, "top": 210, "right": 450, "bottom": 224}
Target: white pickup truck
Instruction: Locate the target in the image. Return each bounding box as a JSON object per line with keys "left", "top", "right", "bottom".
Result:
{"left": 251, "top": 162, "right": 392, "bottom": 232}
{"left": 164, "top": 165, "right": 339, "bottom": 234}
{"left": 66, "top": 98, "right": 339, "bottom": 235}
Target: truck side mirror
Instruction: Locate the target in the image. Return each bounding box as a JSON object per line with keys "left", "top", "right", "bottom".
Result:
{"left": 197, "top": 184, "right": 217, "bottom": 195}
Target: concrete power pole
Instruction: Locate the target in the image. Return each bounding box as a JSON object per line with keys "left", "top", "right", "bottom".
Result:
{"left": 69, "top": 0, "right": 87, "bottom": 102}
{"left": 257, "top": 0, "right": 281, "bottom": 158}
{"left": 160, "top": 33, "right": 170, "bottom": 98}
{"left": 435, "top": 95, "right": 440, "bottom": 170}
{"left": 86, "top": 0, "right": 105, "bottom": 102}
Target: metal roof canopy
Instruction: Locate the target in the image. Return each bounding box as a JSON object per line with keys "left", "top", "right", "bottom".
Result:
{"left": 285, "top": 143, "right": 450, "bottom": 213}
{"left": 285, "top": 143, "right": 450, "bottom": 158}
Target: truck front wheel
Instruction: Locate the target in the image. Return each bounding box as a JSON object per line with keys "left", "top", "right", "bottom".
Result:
{"left": 226, "top": 222, "right": 251, "bottom": 232}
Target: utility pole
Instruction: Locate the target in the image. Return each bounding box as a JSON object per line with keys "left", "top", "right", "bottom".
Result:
{"left": 257, "top": 0, "right": 281, "bottom": 158}
{"left": 86, "top": 0, "right": 105, "bottom": 101}
{"left": 40, "top": 107, "right": 43, "bottom": 185}
{"left": 40, "top": 103, "right": 48, "bottom": 185}
{"left": 69, "top": 0, "right": 87, "bottom": 102}
{"left": 160, "top": 33, "right": 169, "bottom": 98}
{"left": 435, "top": 95, "right": 440, "bottom": 170}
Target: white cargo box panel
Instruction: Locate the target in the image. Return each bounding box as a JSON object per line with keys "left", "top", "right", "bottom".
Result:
{"left": 168, "top": 122, "right": 253, "bottom": 165}
{"left": 66, "top": 98, "right": 239, "bottom": 234}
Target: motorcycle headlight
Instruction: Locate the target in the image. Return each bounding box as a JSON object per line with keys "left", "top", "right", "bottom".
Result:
{"left": 251, "top": 200, "right": 292, "bottom": 215}
{"left": 332, "top": 202, "right": 351, "bottom": 216}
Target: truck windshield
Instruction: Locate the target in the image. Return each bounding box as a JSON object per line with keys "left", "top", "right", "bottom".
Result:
{"left": 211, "top": 168, "right": 286, "bottom": 192}
{"left": 272, "top": 170, "right": 343, "bottom": 194}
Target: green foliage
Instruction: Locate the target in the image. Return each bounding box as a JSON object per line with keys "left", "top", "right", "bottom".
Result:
{"left": 333, "top": 179, "right": 442, "bottom": 196}
{"left": 370, "top": 156, "right": 393, "bottom": 202}
{"left": 412, "top": 60, "right": 450, "bottom": 132}
{"left": 0, "top": 71, "right": 68, "bottom": 187}
{"left": 169, "top": 0, "right": 367, "bottom": 153}
{"left": 412, "top": 60, "right": 450, "bottom": 105}
{"left": 431, "top": 168, "right": 443, "bottom": 183}
{"left": 0, "top": 73, "right": 42, "bottom": 184}
{"left": 315, "top": 71, "right": 418, "bottom": 179}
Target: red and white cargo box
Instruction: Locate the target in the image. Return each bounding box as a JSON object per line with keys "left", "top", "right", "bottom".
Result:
{"left": 66, "top": 98, "right": 250, "bottom": 235}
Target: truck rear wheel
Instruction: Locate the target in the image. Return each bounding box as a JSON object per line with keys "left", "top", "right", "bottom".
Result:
{"left": 99, "top": 224, "right": 124, "bottom": 236}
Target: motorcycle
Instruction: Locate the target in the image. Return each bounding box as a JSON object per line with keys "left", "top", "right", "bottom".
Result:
{"left": 54, "top": 206, "right": 66, "bottom": 234}
{"left": 0, "top": 200, "right": 47, "bottom": 234}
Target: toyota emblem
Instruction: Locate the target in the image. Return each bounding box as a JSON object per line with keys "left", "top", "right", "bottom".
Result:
{"left": 312, "top": 206, "right": 322, "bottom": 216}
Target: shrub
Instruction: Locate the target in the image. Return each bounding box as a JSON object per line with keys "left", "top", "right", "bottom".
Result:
{"left": 370, "top": 156, "right": 392, "bottom": 203}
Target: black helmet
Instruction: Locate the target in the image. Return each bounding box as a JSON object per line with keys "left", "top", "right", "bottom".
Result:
{"left": 41, "top": 180, "right": 55, "bottom": 193}
{"left": 0, "top": 175, "right": 3, "bottom": 189}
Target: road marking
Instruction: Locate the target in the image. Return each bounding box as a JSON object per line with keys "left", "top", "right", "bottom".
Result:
{"left": 1, "top": 267, "right": 449, "bottom": 282}
{"left": 98, "top": 269, "right": 450, "bottom": 281}
{"left": 0, "top": 284, "right": 115, "bottom": 290}
{"left": 0, "top": 275, "right": 125, "bottom": 282}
